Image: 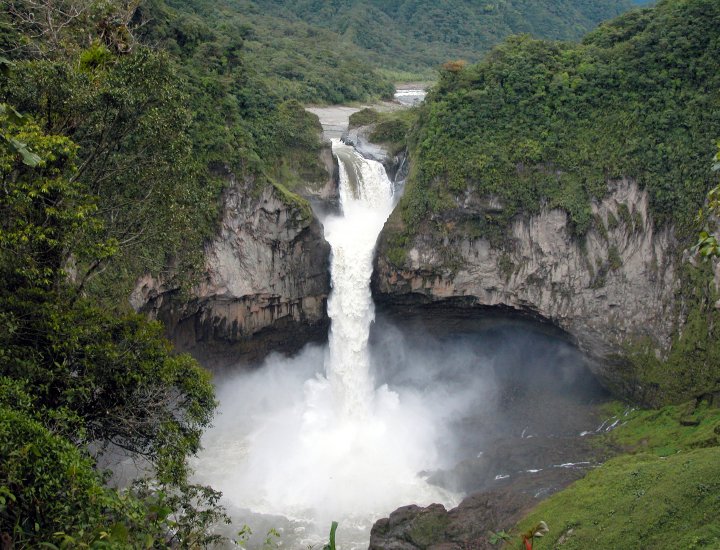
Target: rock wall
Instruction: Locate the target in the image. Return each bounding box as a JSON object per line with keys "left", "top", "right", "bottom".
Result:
{"left": 374, "top": 179, "right": 679, "bottom": 388}
{"left": 344, "top": 124, "right": 409, "bottom": 184}
{"left": 133, "top": 178, "right": 331, "bottom": 366}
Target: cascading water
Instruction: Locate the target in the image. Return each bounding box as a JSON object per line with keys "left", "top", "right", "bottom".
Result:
{"left": 324, "top": 139, "right": 396, "bottom": 418}
{"left": 192, "top": 140, "right": 456, "bottom": 548}
{"left": 190, "top": 137, "right": 608, "bottom": 549}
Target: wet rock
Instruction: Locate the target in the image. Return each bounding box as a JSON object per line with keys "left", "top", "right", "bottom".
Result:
{"left": 370, "top": 491, "right": 530, "bottom": 550}
{"left": 375, "top": 179, "right": 679, "bottom": 399}
{"left": 133, "top": 179, "right": 331, "bottom": 367}
{"left": 344, "top": 124, "right": 390, "bottom": 164}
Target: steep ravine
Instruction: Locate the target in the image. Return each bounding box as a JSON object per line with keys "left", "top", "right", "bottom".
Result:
{"left": 374, "top": 178, "right": 680, "bottom": 395}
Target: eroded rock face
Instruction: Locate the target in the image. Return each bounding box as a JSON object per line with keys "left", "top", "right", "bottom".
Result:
{"left": 375, "top": 179, "right": 679, "bottom": 389}
{"left": 133, "top": 179, "right": 331, "bottom": 366}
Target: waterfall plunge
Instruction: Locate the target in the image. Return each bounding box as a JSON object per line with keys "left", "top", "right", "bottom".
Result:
{"left": 192, "top": 140, "right": 456, "bottom": 548}
{"left": 324, "top": 140, "right": 395, "bottom": 418}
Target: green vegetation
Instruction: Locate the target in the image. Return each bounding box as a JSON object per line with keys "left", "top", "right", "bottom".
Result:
{"left": 145, "top": 0, "right": 394, "bottom": 104}
{"left": 349, "top": 107, "right": 419, "bottom": 159}
{"left": 603, "top": 400, "right": 720, "bottom": 455}
{"left": 378, "top": 0, "right": 720, "bottom": 407}
{"left": 510, "top": 402, "right": 720, "bottom": 549}
{"left": 0, "top": 0, "right": 703, "bottom": 544}
{"left": 394, "top": 0, "right": 720, "bottom": 239}
{"left": 253, "top": 0, "right": 633, "bottom": 77}
{"left": 323, "top": 521, "right": 339, "bottom": 550}
{"left": 1, "top": 0, "right": 340, "bottom": 301}
{"left": 353, "top": 108, "right": 418, "bottom": 155}
{"left": 619, "top": 263, "right": 720, "bottom": 406}
{"left": 0, "top": 0, "right": 357, "bottom": 544}
{"left": 349, "top": 108, "right": 381, "bottom": 128}
{"left": 696, "top": 141, "right": 720, "bottom": 257}
{"left": 0, "top": 92, "right": 224, "bottom": 545}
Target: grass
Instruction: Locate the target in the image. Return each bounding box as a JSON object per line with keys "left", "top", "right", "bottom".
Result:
{"left": 512, "top": 449, "right": 720, "bottom": 549}
{"left": 506, "top": 401, "right": 720, "bottom": 549}
{"left": 601, "top": 401, "right": 720, "bottom": 456}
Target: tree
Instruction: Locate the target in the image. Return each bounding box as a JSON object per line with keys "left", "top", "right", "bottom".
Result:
{"left": 696, "top": 141, "right": 720, "bottom": 257}
{"left": 3, "top": 0, "right": 141, "bottom": 57}
{"left": 1, "top": 387, "right": 227, "bottom": 548}
{"left": 0, "top": 104, "right": 224, "bottom": 547}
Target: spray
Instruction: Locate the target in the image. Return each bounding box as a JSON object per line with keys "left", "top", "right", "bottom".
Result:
{"left": 192, "top": 140, "right": 457, "bottom": 548}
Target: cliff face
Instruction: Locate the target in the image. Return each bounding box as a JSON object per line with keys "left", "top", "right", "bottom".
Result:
{"left": 132, "top": 178, "right": 331, "bottom": 366}
{"left": 374, "top": 179, "right": 679, "bottom": 389}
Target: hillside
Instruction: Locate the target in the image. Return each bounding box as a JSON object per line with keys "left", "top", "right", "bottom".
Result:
{"left": 376, "top": 0, "right": 720, "bottom": 404}
{"left": 146, "top": 0, "right": 395, "bottom": 103}
{"left": 252, "top": 0, "right": 634, "bottom": 76}
{"left": 511, "top": 402, "right": 720, "bottom": 549}
{"left": 396, "top": 0, "right": 719, "bottom": 235}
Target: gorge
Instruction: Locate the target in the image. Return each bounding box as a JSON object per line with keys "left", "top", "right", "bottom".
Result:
{"left": 188, "top": 128, "right": 611, "bottom": 549}
{"left": 2, "top": 0, "right": 720, "bottom": 548}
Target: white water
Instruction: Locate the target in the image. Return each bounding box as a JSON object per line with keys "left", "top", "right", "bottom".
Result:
{"left": 393, "top": 89, "right": 427, "bottom": 106}
{"left": 324, "top": 139, "right": 396, "bottom": 417}
{"left": 193, "top": 140, "right": 457, "bottom": 548}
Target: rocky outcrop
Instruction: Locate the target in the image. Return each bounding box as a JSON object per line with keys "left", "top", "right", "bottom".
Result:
{"left": 369, "top": 493, "right": 530, "bottom": 550}
{"left": 132, "top": 178, "right": 331, "bottom": 366}
{"left": 344, "top": 124, "right": 391, "bottom": 165}
{"left": 343, "top": 124, "right": 409, "bottom": 184}
{"left": 375, "top": 179, "right": 679, "bottom": 390}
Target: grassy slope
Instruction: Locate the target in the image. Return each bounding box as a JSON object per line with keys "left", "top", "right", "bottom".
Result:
{"left": 511, "top": 403, "right": 720, "bottom": 549}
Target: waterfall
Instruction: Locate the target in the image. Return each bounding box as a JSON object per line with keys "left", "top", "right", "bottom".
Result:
{"left": 323, "top": 139, "right": 396, "bottom": 418}
{"left": 191, "top": 138, "right": 456, "bottom": 549}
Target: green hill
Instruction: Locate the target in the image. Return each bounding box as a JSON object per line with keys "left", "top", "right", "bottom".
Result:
{"left": 381, "top": 0, "right": 720, "bottom": 403}
{"left": 393, "top": 0, "right": 720, "bottom": 238}
{"left": 512, "top": 401, "right": 720, "bottom": 549}
{"left": 146, "top": 0, "right": 395, "bottom": 103}
{"left": 252, "top": 0, "right": 635, "bottom": 76}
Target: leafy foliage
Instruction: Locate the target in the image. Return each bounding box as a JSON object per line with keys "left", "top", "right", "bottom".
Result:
{"left": 1, "top": 400, "right": 228, "bottom": 548}
{"left": 352, "top": 107, "right": 418, "bottom": 155}
{"left": 349, "top": 108, "right": 381, "bottom": 129}
{"left": 0, "top": 94, "right": 223, "bottom": 546}
{"left": 0, "top": 0, "right": 336, "bottom": 300}
{"left": 394, "top": 0, "right": 720, "bottom": 240}
{"left": 696, "top": 141, "right": 720, "bottom": 257}
{"left": 323, "top": 521, "right": 339, "bottom": 550}
{"left": 139, "top": 0, "right": 394, "bottom": 104}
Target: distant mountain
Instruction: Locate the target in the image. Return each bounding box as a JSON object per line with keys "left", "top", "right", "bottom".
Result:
{"left": 252, "top": 0, "right": 635, "bottom": 74}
